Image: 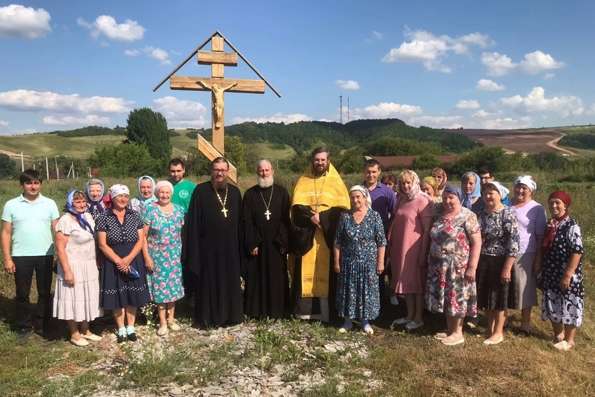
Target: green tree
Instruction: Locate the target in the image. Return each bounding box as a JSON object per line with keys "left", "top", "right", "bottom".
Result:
{"left": 88, "top": 144, "right": 159, "bottom": 177}
{"left": 0, "top": 154, "right": 17, "bottom": 179}
{"left": 225, "top": 136, "right": 247, "bottom": 174}
{"left": 126, "top": 108, "right": 172, "bottom": 162}
{"left": 413, "top": 154, "right": 441, "bottom": 170}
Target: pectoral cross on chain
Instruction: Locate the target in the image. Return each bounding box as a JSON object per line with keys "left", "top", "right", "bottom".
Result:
{"left": 264, "top": 209, "right": 271, "bottom": 220}
{"left": 221, "top": 208, "right": 229, "bottom": 218}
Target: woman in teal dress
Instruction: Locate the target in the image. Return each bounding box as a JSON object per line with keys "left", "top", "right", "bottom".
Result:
{"left": 142, "top": 180, "right": 185, "bottom": 336}
{"left": 334, "top": 185, "right": 387, "bottom": 335}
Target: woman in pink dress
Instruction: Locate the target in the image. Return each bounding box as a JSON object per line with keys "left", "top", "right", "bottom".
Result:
{"left": 388, "top": 170, "right": 433, "bottom": 330}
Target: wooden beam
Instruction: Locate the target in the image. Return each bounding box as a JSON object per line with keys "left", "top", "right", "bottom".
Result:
{"left": 197, "top": 51, "right": 238, "bottom": 65}
{"left": 211, "top": 36, "right": 225, "bottom": 78}
{"left": 170, "top": 76, "right": 266, "bottom": 94}
{"left": 197, "top": 134, "right": 237, "bottom": 183}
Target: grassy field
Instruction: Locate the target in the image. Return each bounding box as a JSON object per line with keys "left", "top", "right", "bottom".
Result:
{"left": 0, "top": 174, "right": 593, "bottom": 396}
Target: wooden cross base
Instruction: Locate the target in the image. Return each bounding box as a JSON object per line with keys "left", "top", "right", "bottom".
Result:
{"left": 197, "top": 134, "right": 237, "bottom": 183}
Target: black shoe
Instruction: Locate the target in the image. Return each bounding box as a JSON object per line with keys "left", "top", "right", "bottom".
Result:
{"left": 127, "top": 332, "right": 137, "bottom": 342}
{"left": 117, "top": 334, "right": 126, "bottom": 343}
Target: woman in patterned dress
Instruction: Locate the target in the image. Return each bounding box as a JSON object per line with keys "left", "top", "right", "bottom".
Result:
{"left": 142, "top": 180, "right": 185, "bottom": 336}
{"left": 476, "top": 181, "right": 520, "bottom": 345}
{"left": 540, "top": 191, "right": 584, "bottom": 351}
{"left": 97, "top": 184, "right": 151, "bottom": 343}
{"left": 426, "top": 185, "right": 481, "bottom": 346}
{"left": 334, "top": 185, "right": 386, "bottom": 334}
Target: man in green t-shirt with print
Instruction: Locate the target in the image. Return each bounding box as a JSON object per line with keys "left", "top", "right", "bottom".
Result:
{"left": 168, "top": 158, "right": 196, "bottom": 213}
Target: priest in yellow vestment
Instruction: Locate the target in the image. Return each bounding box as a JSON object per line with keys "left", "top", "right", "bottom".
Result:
{"left": 290, "top": 146, "right": 350, "bottom": 322}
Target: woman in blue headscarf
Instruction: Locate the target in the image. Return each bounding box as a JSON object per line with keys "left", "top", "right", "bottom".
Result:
{"left": 53, "top": 190, "right": 102, "bottom": 347}
{"left": 129, "top": 176, "right": 157, "bottom": 215}
{"left": 461, "top": 172, "right": 481, "bottom": 210}
{"left": 85, "top": 178, "right": 107, "bottom": 219}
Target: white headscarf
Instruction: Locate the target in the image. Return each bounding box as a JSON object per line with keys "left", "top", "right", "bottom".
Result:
{"left": 349, "top": 185, "right": 372, "bottom": 207}
{"left": 514, "top": 175, "right": 537, "bottom": 192}
{"left": 484, "top": 181, "right": 509, "bottom": 200}
{"left": 154, "top": 180, "right": 174, "bottom": 195}
{"left": 109, "top": 184, "right": 130, "bottom": 199}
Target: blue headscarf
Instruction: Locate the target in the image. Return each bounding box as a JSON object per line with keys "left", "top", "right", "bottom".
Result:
{"left": 443, "top": 184, "right": 464, "bottom": 203}
{"left": 66, "top": 190, "right": 94, "bottom": 234}
{"left": 461, "top": 172, "right": 481, "bottom": 209}
{"left": 85, "top": 178, "right": 106, "bottom": 218}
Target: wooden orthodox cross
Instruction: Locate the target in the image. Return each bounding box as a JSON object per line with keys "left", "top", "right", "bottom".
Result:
{"left": 153, "top": 31, "right": 280, "bottom": 182}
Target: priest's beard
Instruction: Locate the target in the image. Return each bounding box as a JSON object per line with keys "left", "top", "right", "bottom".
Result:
{"left": 258, "top": 175, "right": 274, "bottom": 188}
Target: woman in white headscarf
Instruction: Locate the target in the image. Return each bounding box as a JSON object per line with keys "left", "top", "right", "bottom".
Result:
{"left": 129, "top": 176, "right": 157, "bottom": 215}
{"left": 334, "top": 185, "right": 386, "bottom": 334}
{"left": 510, "top": 175, "right": 547, "bottom": 334}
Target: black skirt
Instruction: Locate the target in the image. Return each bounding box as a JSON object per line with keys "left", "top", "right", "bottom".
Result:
{"left": 100, "top": 242, "right": 150, "bottom": 310}
{"left": 476, "top": 254, "right": 517, "bottom": 310}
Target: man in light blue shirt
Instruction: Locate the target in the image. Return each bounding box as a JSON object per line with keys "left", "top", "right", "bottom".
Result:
{"left": 1, "top": 169, "right": 59, "bottom": 335}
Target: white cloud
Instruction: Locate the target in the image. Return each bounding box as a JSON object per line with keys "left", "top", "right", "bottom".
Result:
{"left": 0, "top": 89, "right": 133, "bottom": 113}
{"left": 371, "top": 30, "right": 383, "bottom": 40}
{"left": 144, "top": 46, "right": 170, "bottom": 64}
{"left": 232, "top": 113, "right": 313, "bottom": 124}
{"left": 476, "top": 78, "right": 505, "bottom": 92}
{"left": 501, "top": 86, "right": 584, "bottom": 117}
{"left": 353, "top": 102, "right": 423, "bottom": 119}
{"left": 481, "top": 52, "right": 517, "bottom": 76}
{"left": 409, "top": 115, "right": 463, "bottom": 129}
{"left": 0, "top": 4, "right": 51, "bottom": 39}
{"left": 544, "top": 73, "right": 555, "bottom": 80}
{"left": 336, "top": 80, "right": 360, "bottom": 91}
{"left": 382, "top": 29, "right": 491, "bottom": 73}
{"left": 474, "top": 117, "right": 531, "bottom": 129}
{"left": 152, "top": 96, "right": 207, "bottom": 128}
{"left": 42, "top": 114, "right": 111, "bottom": 126}
{"left": 456, "top": 99, "right": 480, "bottom": 110}
{"left": 0, "top": 119, "right": 8, "bottom": 127}
{"left": 124, "top": 49, "right": 140, "bottom": 56}
{"left": 78, "top": 15, "right": 144, "bottom": 42}
{"left": 472, "top": 109, "right": 496, "bottom": 119}
{"left": 519, "top": 50, "right": 564, "bottom": 74}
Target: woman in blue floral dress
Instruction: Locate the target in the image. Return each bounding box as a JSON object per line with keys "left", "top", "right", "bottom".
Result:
{"left": 142, "top": 180, "right": 185, "bottom": 336}
{"left": 334, "top": 185, "right": 386, "bottom": 334}
{"left": 540, "top": 191, "right": 584, "bottom": 351}
{"left": 426, "top": 185, "right": 481, "bottom": 346}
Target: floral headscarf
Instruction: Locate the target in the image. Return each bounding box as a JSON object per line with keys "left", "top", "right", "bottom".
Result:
{"left": 397, "top": 170, "right": 421, "bottom": 201}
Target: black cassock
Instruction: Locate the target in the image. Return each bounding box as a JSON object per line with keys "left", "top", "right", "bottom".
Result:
{"left": 183, "top": 182, "right": 243, "bottom": 328}
{"left": 242, "top": 184, "right": 291, "bottom": 319}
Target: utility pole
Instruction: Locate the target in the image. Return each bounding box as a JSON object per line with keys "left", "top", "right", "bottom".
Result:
{"left": 347, "top": 97, "right": 350, "bottom": 122}
{"left": 339, "top": 95, "right": 343, "bottom": 124}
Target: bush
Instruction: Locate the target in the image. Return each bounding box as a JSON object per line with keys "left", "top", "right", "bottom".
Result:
{"left": 413, "top": 154, "right": 441, "bottom": 170}
{"left": 0, "top": 154, "right": 17, "bottom": 179}
{"left": 449, "top": 147, "right": 508, "bottom": 175}
{"left": 88, "top": 144, "right": 160, "bottom": 178}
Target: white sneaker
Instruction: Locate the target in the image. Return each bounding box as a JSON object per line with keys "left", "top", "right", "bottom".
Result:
{"left": 363, "top": 324, "right": 374, "bottom": 335}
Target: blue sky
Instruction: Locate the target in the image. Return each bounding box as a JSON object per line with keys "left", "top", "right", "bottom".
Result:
{"left": 1, "top": 0, "right": 594, "bottom": 134}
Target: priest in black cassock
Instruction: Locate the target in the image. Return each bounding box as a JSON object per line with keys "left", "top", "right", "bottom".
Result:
{"left": 183, "top": 157, "right": 243, "bottom": 328}
{"left": 242, "top": 159, "right": 291, "bottom": 319}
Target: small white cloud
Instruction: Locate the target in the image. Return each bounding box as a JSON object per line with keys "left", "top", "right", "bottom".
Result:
{"left": 476, "top": 78, "right": 505, "bottom": 92}
{"left": 336, "top": 80, "right": 360, "bottom": 91}
{"left": 152, "top": 96, "right": 207, "bottom": 128}
{"left": 124, "top": 49, "right": 141, "bottom": 57}
{"left": 353, "top": 102, "right": 423, "bottom": 119}
{"left": 456, "top": 99, "right": 480, "bottom": 110}
{"left": 472, "top": 116, "right": 531, "bottom": 130}
{"left": 519, "top": 50, "right": 564, "bottom": 74}
{"left": 501, "top": 86, "right": 584, "bottom": 117}
{"left": 409, "top": 115, "right": 463, "bottom": 129}
{"left": 481, "top": 52, "right": 517, "bottom": 76}
{"left": 372, "top": 30, "right": 383, "bottom": 40}
{"left": 144, "top": 46, "right": 170, "bottom": 64}
{"left": 544, "top": 73, "right": 555, "bottom": 80}
{"left": 0, "top": 119, "right": 8, "bottom": 127}
{"left": 382, "top": 29, "right": 491, "bottom": 73}
{"left": 0, "top": 89, "right": 133, "bottom": 114}
{"left": 0, "top": 4, "right": 51, "bottom": 39}
{"left": 78, "top": 15, "right": 144, "bottom": 42}
{"left": 472, "top": 109, "right": 496, "bottom": 119}
{"left": 43, "top": 114, "right": 111, "bottom": 126}
{"left": 232, "top": 113, "right": 313, "bottom": 124}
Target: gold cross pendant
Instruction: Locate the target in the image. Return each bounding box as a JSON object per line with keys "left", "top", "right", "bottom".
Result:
{"left": 221, "top": 207, "right": 228, "bottom": 218}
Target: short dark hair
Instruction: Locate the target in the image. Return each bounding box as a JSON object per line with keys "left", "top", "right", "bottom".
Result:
{"left": 211, "top": 157, "right": 229, "bottom": 170}
{"left": 19, "top": 169, "right": 41, "bottom": 185}
{"left": 381, "top": 174, "right": 397, "bottom": 185}
{"left": 478, "top": 167, "right": 492, "bottom": 176}
{"left": 364, "top": 158, "right": 381, "bottom": 170}
{"left": 168, "top": 158, "right": 185, "bottom": 168}
{"left": 310, "top": 146, "right": 330, "bottom": 160}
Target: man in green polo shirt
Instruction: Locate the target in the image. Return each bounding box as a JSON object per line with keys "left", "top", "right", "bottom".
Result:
{"left": 168, "top": 158, "right": 196, "bottom": 213}
{"left": 1, "top": 169, "right": 59, "bottom": 335}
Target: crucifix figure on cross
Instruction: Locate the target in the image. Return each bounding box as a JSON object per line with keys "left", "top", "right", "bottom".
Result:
{"left": 153, "top": 31, "right": 281, "bottom": 183}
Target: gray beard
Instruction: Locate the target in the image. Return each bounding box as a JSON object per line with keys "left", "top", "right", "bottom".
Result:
{"left": 258, "top": 176, "right": 274, "bottom": 188}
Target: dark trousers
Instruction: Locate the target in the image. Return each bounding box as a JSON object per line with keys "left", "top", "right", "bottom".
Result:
{"left": 13, "top": 256, "right": 54, "bottom": 332}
